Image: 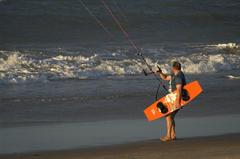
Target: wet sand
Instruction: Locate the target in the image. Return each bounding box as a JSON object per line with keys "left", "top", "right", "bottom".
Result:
{"left": 2, "top": 134, "right": 240, "bottom": 159}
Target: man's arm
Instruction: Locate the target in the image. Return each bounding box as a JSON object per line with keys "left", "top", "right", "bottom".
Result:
{"left": 175, "top": 84, "right": 182, "bottom": 107}
{"left": 156, "top": 68, "right": 171, "bottom": 81}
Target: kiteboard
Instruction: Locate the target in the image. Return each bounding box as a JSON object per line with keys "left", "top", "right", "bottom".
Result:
{"left": 144, "top": 80, "right": 203, "bottom": 121}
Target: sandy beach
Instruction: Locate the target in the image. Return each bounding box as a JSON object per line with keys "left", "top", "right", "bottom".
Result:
{"left": 1, "top": 134, "right": 240, "bottom": 159}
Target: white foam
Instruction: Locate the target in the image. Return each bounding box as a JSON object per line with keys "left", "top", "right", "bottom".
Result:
{"left": 216, "top": 43, "right": 239, "bottom": 49}
{"left": 173, "top": 53, "right": 240, "bottom": 74}
{"left": 227, "top": 75, "right": 240, "bottom": 80}
{"left": 0, "top": 49, "right": 240, "bottom": 84}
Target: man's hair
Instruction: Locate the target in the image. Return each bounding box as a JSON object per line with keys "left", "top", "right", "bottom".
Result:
{"left": 172, "top": 61, "right": 181, "bottom": 70}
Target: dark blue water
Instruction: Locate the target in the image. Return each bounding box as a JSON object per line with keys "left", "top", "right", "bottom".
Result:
{"left": 0, "top": 0, "right": 240, "bottom": 46}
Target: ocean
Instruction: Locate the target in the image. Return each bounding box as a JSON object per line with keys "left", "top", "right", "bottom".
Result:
{"left": 0, "top": 0, "right": 240, "bottom": 154}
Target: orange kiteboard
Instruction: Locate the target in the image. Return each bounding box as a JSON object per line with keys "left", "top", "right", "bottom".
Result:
{"left": 144, "top": 81, "right": 203, "bottom": 121}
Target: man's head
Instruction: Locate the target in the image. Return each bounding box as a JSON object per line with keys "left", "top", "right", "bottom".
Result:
{"left": 171, "top": 61, "right": 181, "bottom": 74}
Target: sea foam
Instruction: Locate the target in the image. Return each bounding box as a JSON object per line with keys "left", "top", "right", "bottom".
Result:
{"left": 0, "top": 44, "right": 239, "bottom": 84}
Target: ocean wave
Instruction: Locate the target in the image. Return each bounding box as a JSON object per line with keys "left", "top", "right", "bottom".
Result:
{"left": 227, "top": 75, "right": 240, "bottom": 80}
{"left": 0, "top": 47, "right": 240, "bottom": 84}
{"left": 168, "top": 53, "right": 240, "bottom": 74}
{"left": 207, "top": 43, "right": 240, "bottom": 54}
{"left": 216, "top": 43, "right": 239, "bottom": 49}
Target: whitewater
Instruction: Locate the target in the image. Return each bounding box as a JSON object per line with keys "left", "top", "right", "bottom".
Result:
{"left": 0, "top": 43, "right": 239, "bottom": 84}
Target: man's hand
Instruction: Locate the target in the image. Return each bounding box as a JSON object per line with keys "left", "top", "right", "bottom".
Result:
{"left": 157, "top": 68, "right": 171, "bottom": 81}
{"left": 156, "top": 66, "right": 162, "bottom": 73}
{"left": 175, "top": 100, "right": 181, "bottom": 108}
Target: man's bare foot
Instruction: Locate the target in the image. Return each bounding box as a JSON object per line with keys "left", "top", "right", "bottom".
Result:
{"left": 160, "top": 136, "right": 171, "bottom": 142}
{"left": 171, "top": 137, "right": 177, "bottom": 140}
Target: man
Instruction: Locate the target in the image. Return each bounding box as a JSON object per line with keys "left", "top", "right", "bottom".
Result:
{"left": 156, "top": 61, "right": 186, "bottom": 142}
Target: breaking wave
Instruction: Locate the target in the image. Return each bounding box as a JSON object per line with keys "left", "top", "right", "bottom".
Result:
{"left": 168, "top": 53, "right": 240, "bottom": 74}
{"left": 227, "top": 75, "right": 240, "bottom": 80}
{"left": 0, "top": 44, "right": 240, "bottom": 84}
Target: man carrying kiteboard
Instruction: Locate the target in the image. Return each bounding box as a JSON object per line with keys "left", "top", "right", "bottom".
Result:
{"left": 156, "top": 61, "right": 186, "bottom": 142}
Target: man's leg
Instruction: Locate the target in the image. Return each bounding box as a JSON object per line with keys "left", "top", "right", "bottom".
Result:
{"left": 171, "top": 118, "right": 176, "bottom": 139}
{"left": 160, "top": 115, "right": 172, "bottom": 141}
{"left": 166, "top": 115, "right": 172, "bottom": 138}
{"left": 170, "top": 110, "right": 179, "bottom": 139}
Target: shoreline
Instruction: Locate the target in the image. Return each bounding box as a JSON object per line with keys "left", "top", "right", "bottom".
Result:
{"left": 1, "top": 115, "right": 240, "bottom": 154}
{"left": 2, "top": 133, "right": 240, "bottom": 159}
